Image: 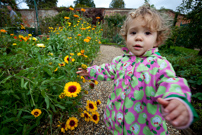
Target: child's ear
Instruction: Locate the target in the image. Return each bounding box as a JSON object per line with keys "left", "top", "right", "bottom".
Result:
{"left": 154, "top": 40, "right": 160, "bottom": 47}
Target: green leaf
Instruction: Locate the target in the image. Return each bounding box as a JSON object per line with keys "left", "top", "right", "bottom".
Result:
{"left": 55, "top": 104, "right": 65, "bottom": 109}
{"left": 151, "top": 61, "right": 155, "bottom": 64}
{"left": 156, "top": 126, "right": 161, "bottom": 130}
{"left": 21, "top": 78, "right": 24, "bottom": 88}
{"left": 50, "top": 104, "right": 57, "bottom": 113}
{"left": 131, "top": 98, "right": 136, "bottom": 101}
{"left": 160, "top": 75, "right": 164, "bottom": 79}
{"left": 45, "top": 96, "right": 50, "bottom": 109}
{"left": 146, "top": 64, "right": 150, "bottom": 68}
{"left": 43, "top": 67, "right": 52, "bottom": 76}
{"left": 17, "top": 109, "right": 23, "bottom": 118}
{"left": 142, "top": 102, "right": 146, "bottom": 106}
{"left": 125, "top": 109, "right": 128, "bottom": 113}
{"left": 1, "top": 117, "right": 16, "bottom": 124}
{"left": 152, "top": 130, "right": 157, "bottom": 134}
{"left": 41, "top": 89, "right": 46, "bottom": 98}
{"left": 146, "top": 120, "right": 148, "bottom": 125}
{"left": 138, "top": 78, "right": 143, "bottom": 82}
{"left": 132, "top": 62, "right": 136, "bottom": 66}
{"left": 127, "top": 130, "right": 132, "bottom": 134}
{"left": 146, "top": 97, "right": 151, "bottom": 100}
{"left": 0, "top": 75, "right": 12, "bottom": 84}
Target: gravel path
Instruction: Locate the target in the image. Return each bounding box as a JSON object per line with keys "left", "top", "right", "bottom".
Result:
{"left": 64, "top": 45, "right": 183, "bottom": 135}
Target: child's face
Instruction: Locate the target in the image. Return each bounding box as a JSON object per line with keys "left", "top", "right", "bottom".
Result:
{"left": 125, "top": 15, "right": 159, "bottom": 56}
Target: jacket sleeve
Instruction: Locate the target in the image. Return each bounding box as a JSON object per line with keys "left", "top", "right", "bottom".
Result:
{"left": 154, "top": 58, "right": 199, "bottom": 128}
{"left": 85, "top": 56, "right": 120, "bottom": 81}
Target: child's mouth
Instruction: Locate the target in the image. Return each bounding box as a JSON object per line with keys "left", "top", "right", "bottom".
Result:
{"left": 133, "top": 45, "right": 142, "bottom": 50}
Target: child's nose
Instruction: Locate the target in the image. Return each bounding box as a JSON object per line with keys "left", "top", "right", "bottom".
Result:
{"left": 135, "top": 35, "right": 143, "bottom": 41}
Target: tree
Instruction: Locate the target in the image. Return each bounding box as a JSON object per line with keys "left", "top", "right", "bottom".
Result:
{"left": 25, "top": 0, "right": 58, "bottom": 9}
{"left": 109, "top": 0, "right": 125, "bottom": 8}
{"left": 73, "top": 0, "right": 95, "bottom": 8}
{"left": 177, "top": 0, "right": 202, "bottom": 55}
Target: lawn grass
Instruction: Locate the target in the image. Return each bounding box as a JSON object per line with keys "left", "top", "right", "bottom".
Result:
{"left": 171, "top": 46, "right": 199, "bottom": 55}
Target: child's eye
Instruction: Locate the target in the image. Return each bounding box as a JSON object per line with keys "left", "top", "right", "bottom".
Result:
{"left": 145, "top": 32, "right": 151, "bottom": 35}
{"left": 131, "top": 32, "right": 136, "bottom": 35}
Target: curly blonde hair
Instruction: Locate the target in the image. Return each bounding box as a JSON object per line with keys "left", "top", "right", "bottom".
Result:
{"left": 120, "top": 4, "right": 171, "bottom": 46}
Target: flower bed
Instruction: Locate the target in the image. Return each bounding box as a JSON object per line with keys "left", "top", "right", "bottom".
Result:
{"left": 0, "top": 8, "right": 103, "bottom": 134}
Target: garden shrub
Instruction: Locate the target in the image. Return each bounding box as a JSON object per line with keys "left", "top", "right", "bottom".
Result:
{"left": 103, "top": 13, "right": 126, "bottom": 42}
{"left": 0, "top": 9, "right": 103, "bottom": 134}
{"left": 159, "top": 46, "right": 202, "bottom": 133}
{"left": 40, "top": 8, "right": 103, "bottom": 34}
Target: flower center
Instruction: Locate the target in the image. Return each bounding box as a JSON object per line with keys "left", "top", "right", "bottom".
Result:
{"left": 89, "top": 103, "right": 94, "bottom": 109}
{"left": 34, "top": 112, "right": 39, "bottom": 115}
{"left": 61, "top": 94, "right": 65, "bottom": 98}
{"left": 93, "top": 115, "right": 97, "bottom": 120}
{"left": 68, "top": 86, "right": 77, "bottom": 93}
{"left": 66, "top": 58, "right": 69, "bottom": 61}
{"left": 70, "top": 120, "right": 75, "bottom": 127}
{"left": 61, "top": 123, "right": 66, "bottom": 128}
{"left": 84, "top": 113, "right": 89, "bottom": 118}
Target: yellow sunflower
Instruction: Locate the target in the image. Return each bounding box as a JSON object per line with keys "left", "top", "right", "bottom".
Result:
{"left": 70, "top": 53, "right": 74, "bottom": 56}
{"left": 12, "top": 43, "right": 17, "bottom": 46}
{"left": 86, "top": 36, "right": 91, "bottom": 39}
{"left": 31, "top": 109, "right": 42, "bottom": 118}
{"left": 54, "top": 67, "right": 58, "bottom": 72}
{"left": 91, "top": 111, "right": 100, "bottom": 124}
{"left": 89, "top": 83, "right": 95, "bottom": 89}
{"left": 77, "top": 34, "right": 81, "bottom": 36}
{"left": 77, "top": 52, "right": 81, "bottom": 56}
{"left": 66, "top": 117, "right": 78, "bottom": 130}
{"left": 74, "top": 15, "right": 79, "bottom": 18}
{"left": 84, "top": 90, "right": 88, "bottom": 94}
{"left": 64, "top": 82, "right": 81, "bottom": 97}
{"left": 57, "top": 121, "right": 67, "bottom": 133}
{"left": 64, "top": 16, "right": 70, "bottom": 19}
{"left": 83, "top": 55, "right": 88, "bottom": 58}
{"left": 78, "top": 108, "right": 83, "bottom": 112}
{"left": 84, "top": 38, "right": 90, "bottom": 42}
{"left": 0, "top": 29, "right": 7, "bottom": 33}
{"left": 59, "top": 62, "right": 65, "bottom": 67}
{"left": 96, "top": 100, "right": 101, "bottom": 106}
{"left": 69, "top": 7, "right": 74, "bottom": 10}
{"left": 81, "top": 64, "right": 87, "bottom": 69}
{"left": 81, "top": 110, "right": 91, "bottom": 122}
{"left": 81, "top": 8, "right": 86, "bottom": 12}
{"left": 86, "top": 100, "right": 97, "bottom": 112}
{"left": 80, "top": 50, "right": 85, "bottom": 54}
{"left": 64, "top": 55, "right": 70, "bottom": 64}
{"left": 59, "top": 92, "right": 66, "bottom": 99}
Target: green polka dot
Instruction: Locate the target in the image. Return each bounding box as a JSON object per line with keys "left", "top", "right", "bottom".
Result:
{"left": 125, "top": 112, "right": 135, "bottom": 124}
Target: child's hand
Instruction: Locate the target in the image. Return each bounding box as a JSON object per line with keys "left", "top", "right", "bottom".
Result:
{"left": 76, "top": 68, "right": 88, "bottom": 76}
{"left": 157, "top": 98, "right": 189, "bottom": 127}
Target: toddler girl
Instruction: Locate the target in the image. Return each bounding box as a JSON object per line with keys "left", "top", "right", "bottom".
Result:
{"left": 76, "top": 4, "right": 198, "bottom": 135}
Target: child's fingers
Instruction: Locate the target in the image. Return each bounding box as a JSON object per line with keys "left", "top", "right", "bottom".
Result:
{"left": 165, "top": 105, "right": 183, "bottom": 121}
{"left": 163, "top": 100, "right": 179, "bottom": 113}
{"left": 157, "top": 98, "right": 169, "bottom": 108}
{"left": 171, "top": 111, "right": 189, "bottom": 127}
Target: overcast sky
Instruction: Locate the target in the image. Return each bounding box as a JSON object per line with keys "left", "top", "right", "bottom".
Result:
{"left": 18, "top": 0, "right": 183, "bottom": 11}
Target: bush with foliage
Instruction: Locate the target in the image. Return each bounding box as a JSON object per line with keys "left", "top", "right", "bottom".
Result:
{"left": 103, "top": 13, "right": 126, "bottom": 43}
{"left": 0, "top": 9, "right": 102, "bottom": 134}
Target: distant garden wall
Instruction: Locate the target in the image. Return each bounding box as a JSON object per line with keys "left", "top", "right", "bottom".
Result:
{"left": 17, "top": 8, "right": 188, "bottom": 28}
